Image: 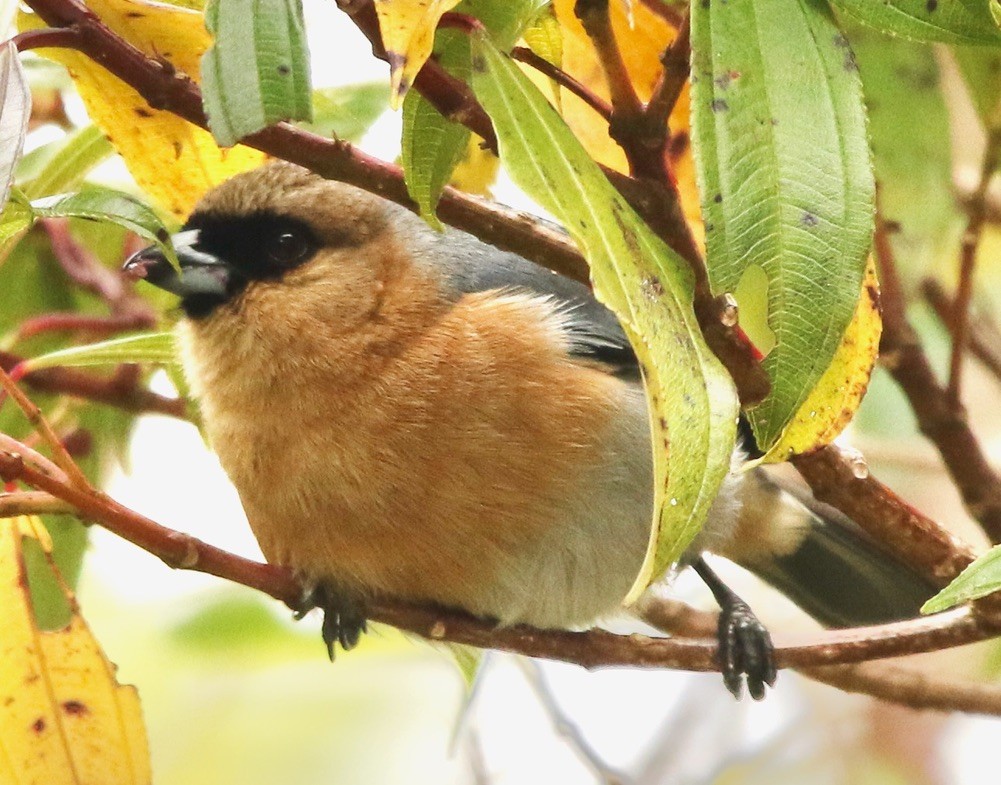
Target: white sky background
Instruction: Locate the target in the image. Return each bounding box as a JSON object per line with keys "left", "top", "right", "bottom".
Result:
{"left": 61, "top": 0, "right": 1001, "bottom": 781}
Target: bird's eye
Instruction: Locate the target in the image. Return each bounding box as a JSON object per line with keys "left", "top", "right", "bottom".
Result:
{"left": 265, "top": 229, "right": 314, "bottom": 267}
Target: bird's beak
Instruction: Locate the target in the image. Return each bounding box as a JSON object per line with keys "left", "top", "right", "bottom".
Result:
{"left": 123, "top": 230, "right": 234, "bottom": 302}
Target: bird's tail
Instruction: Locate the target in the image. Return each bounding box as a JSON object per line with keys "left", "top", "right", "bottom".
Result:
{"left": 724, "top": 470, "right": 936, "bottom": 628}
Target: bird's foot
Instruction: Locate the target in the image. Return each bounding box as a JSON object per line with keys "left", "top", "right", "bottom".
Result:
{"left": 692, "top": 556, "right": 777, "bottom": 700}
{"left": 295, "top": 582, "right": 368, "bottom": 660}
{"left": 714, "top": 594, "right": 776, "bottom": 700}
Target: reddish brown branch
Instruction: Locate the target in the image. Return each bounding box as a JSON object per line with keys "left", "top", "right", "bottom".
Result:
{"left": 1, "top": 351, "right": 187, "bottom": 419}
{"left": 637, "top": 0, "right": 686, "bottom": 27}
{"left": 948, "top": 130, "right": 1001, "bottom": 404}
{"left": 643, "top": 11, "right": 690, "bottom": 147}
{"left": 803, "top": 661, "right": 1001, "bottom": 716}
{"left": 10, "top": 26, "right": 82, "bottom": 51}
{"left": 0, "top": 447, "right": 998, "bottom": 675}
{"left": 793, "top": 446, "right": 978, "bottom": 586}
{"left": 923, "top": 278, "right": 1001, "bottom": 385}
{"left": 873, "top": 207, "right": 1001, "bottom": 545}
{"left": 511, "top": 46, "right": 612, "bottom": 122}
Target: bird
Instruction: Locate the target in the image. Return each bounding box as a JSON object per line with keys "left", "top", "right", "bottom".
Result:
{"left": 124, "top": 160, "right": 934, "bottom": 700}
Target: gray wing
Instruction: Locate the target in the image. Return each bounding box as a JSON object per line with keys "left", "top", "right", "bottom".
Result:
{"left": 427, "top": 226, "right": 639, "bottom": 379}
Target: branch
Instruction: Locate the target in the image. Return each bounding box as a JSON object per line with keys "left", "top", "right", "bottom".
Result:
{"left": 1, "top": 351, "right": 188, "bottom": 419}
{"left": 923, "top": 277, "right": 1001, "bottom": 385}
{"left": 510, "top": 46, "right": 612, "bottom": 122}
{"left": 642, "top": 11, "right": 690, "bottom": 150}
{"left": 802, "top": 662, "right": 1001, "bottom": 717}
{"left": 792, "top": 446, "right": 978, "bottom": 585}
{"left": 2, "top": 442, "right": 1001, "bottom": 675}
{"left": 873, "top": 205, "right": 1001, "bottom": 544}
{"left": 947, "top": 129, "right": 1001, "bottom": 404}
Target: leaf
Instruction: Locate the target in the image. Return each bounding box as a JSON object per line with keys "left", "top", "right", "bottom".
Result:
{"left": 401, "top": 32, "right": 471, "bottom": 229}
{"left": 954, "top": 45, "right": 1001, "bottom": 129}
{"left": 0, "top": 516, "right": 151, "bottom": 785}
{"left": 0, "top": 193, "right": 34, "bottom": 266}
{"left": 19, "top": 0, "right": 265, "bottom": 218}
{"left": 759, "top": 257, "right": 881, "bottom": 461}
{"left": 302, "top": 83, "right": 390, "bottom": 142}
{"left": 449, "top": 134, "right": 500, "bottom": 195}
{"left": 922, "top": 544, "right": 1001, "bottom": 613}
{"left": 21, "top": 331, "right": 178, "bottom": 373}
{"left": 398, "top": 2, "right": 529, "bottom": 224}
{"left": 830, "top": 0, "right": 1001, "bottom": 45}
{"left": 375, "top": 0, "right": 464, "bottom": 108}
{"left": 21, "top": 125, "right": 115, "bottom": 201}
{"left": 691, "top": 0, "right": 875, "bottom": 450}
{"left": 850, "top": 25, "right": 962, "bottom": 286}
{"left": 522, "top": 4, "right": 564, "bottom": 111}
{"left": 469, "top": 34, "right": 739, "bottom": 595}
{"left": 31, "top": 187, "right": 178, "bottom": 269}
{"left": 0, "top": 42, "right": 30, "bottom": 210}
{"left": 201, "top": 0, "right": 313, "bottom": 147}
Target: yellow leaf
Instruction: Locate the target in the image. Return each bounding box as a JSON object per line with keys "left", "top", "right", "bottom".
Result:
{"left": 375, "top": 0, "right": 463, "bottom": 109}
{"left": 19, "top": 0, "right": 264, "bottom": 219}
{"left": 448, "top": 135, "right": 499, "bottom": 196}
{"left": 0, "top": 516, "right": 151, "bottom": 785}
{"left": 758, "top": 257, "right": 882, "bottom": 462}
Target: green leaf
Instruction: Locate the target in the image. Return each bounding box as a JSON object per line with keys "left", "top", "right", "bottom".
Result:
{"left": 469, "top": 34, "right": 739, "bottom": 592}
{"left": 922, "top": 545, "right": 1001, "bottom": 612}
{"left": 401, "top": 33, "right": 472, "bottom": 231}
{"left": 457, "top": 0, "right": 547, "bottom": 48}
{"left": 691, "top": 0, "right": 874, "bottom": 449}
{"left": 31, "top": 186, "right": 178, "bottom": 269}
{"left": 0, "top": 193, "right": 33, "bottom": 265}
{"left": 523, "top": 5, "right": 564, "bottom": 111}
{"left": 22, "top": 331, "right": 178, "bottom": 373}
{"left": 301, "top": 83, "right": 389, "bottom": 142}
{"left": 849, "top": 27, "right": 962, "bottom": 286}
{"left": 0, "top": 42, "right": 31, "bottom": 209}
{"left": 954, "top": 45, "right": 1001, "bottom": 129}
{"left": 21, "top": 125, "right": 114, "bottom": 200}
{"left": 400, "top": 0, "right": 541, "bottom": 228}
{"left": 830, "top": 0, "right": 1001, "bottom": 44}
{"left": 201, "top": 0, "right": 313, "bottom": 147}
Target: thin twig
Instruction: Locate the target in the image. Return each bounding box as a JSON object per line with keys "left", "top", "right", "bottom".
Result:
{"left": 948, "top": 129, "right": 1001, "bottom": 404}
{"left": 574, "top": 0, "right": 643, "bottom": 119}
{"left": 516, "top": 658, "right": 631, "bottom": 784}
{"left": 873, "top": 204, "right": 1001, "bottom": 545}
{"left": 511, "top": 46, "right": 612, "bottom": 122}
{"left": 0, "top": 490, "right": 75, "bottom": 517}
{"left": 803, "top": 662, "right": 1001, "bottom": 716}
{"left": 0, "top": 365, "right": 91, "bottom": 490}
{"left": 922, "top": 278, "right": 1001, "bottom": 389}
{"left": 636, "top": 0, "right": 685, "bottom": 27}
{"left": 643, "top": 11, "right": 690, "bottom": 140}
{"left": 1, "top": 351, "right": 187, "bottom": 419}
{"left": 0, "top": 433, "right": 71, "bottom": 485}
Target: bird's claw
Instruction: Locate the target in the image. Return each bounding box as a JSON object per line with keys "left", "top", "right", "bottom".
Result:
{"left": 716, "top": 597, "right": 776, "bottom": 701}
{"left": 296, "top": 582, "right": 368, "bottom": 660}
